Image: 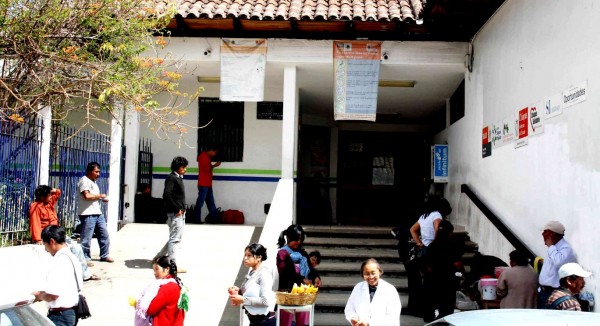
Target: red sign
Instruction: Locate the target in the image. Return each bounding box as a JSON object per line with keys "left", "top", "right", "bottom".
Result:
{"left": 482, "top": 126, "right": 489, "bottom": 145}
{"left": 518, "top": 107, "right": 528, "bottom": 139}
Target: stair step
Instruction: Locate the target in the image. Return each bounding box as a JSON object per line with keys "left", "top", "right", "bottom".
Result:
{"left": 315, "top": 292, "right": 409, "bottom": 308}
{"left": 319, "top": 276, "right": 407, "bottom": 291}
{"left": 305, "top": 237, "right": 398, "bottom": 248}
{"left": 316, "top": 261, "right": 405, "bottom": 274}
{"left": 302, "top": 247, "right": 400, "bottom": 261}
{"left": 304, "top": 225, "right": 393, "bottom": 238}
{"left": 312, "top": 312, "right": 425, "bottom": 326}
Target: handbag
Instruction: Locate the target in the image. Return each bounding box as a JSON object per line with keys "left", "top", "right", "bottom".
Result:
{"left": 67, "top": 255, "right": 92, "bottom": 319}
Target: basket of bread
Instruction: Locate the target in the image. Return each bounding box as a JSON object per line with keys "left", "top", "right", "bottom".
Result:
{"left": 275, "top": 283, "right": 319, "bottom": 306}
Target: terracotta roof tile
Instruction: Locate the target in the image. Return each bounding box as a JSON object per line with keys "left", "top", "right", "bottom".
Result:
{"left": 157, "top": 0, "right": 423, "bottom": 22}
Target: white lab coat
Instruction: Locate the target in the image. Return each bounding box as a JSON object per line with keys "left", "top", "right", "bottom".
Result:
{"left": 344, "top": 279, "right": 401, "bottom": 326}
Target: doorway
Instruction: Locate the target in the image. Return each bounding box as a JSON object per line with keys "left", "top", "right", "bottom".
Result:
{"left": 336, "top": 131, "right": 431, "bottom": 226}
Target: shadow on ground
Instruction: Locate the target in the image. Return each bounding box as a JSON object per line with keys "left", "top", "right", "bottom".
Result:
{"left": 125, "top": 259, "right": 153, "bottom": 269}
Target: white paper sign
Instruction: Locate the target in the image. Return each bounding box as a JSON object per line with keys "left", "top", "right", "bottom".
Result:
{"left": 502, "top": 116, "right": 515, "bottom": 146}
{"left": 491, "top": 121, "right": 503, "bottom": 148}
{"left": 220, "top": 39, "right": 267, "bottom": 102}
{"left": 563, "top": 81, "right": 587, "bottom": 108}
{"left": 544, "top": 93, "right": 563, "bottom": 119}
{"left": 528, "top": 101, "right": 544, "bottom": 136}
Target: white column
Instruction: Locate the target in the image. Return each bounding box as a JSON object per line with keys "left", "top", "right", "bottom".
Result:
{"left": 123, "top": 111, "right": 140, "bottom": 223}
{"left": 281, "top": 65, "right": 298, "bottom": 180}
{"left": 107, "top": 107, "right": 123, "bottom": 240}
{"left": 38, "top": 106, "right": 52, "bottom": 186}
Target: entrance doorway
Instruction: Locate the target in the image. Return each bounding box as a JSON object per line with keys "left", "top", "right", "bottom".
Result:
{"left": 336, "top": 131, "right": 430, "bottom": 226}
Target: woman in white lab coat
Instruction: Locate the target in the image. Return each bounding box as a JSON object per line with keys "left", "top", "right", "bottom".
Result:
{"left": 344, "top": 259, "right": 401, "bottom": 326}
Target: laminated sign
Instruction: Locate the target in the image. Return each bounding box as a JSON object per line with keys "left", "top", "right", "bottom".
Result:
{"left": 220, "top": 39, "right": 267, "bottom": 102}
{"left": 333, "top": 41, "right": 381, "bottom": 121}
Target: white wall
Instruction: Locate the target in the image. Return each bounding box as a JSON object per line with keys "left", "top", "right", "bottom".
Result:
{"left": 141, "top": 65, "right": 282, "bottom": 225}
{"left": 438, "top": 0, "right": 600, "bottom": 300}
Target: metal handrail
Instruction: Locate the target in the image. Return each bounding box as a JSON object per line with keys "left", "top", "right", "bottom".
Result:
{"left": 461, "top": 184, "right": 536, "bottom": 264}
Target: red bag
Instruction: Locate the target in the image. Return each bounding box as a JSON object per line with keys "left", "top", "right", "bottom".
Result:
{"left": 221, "top": 209, "right": 244, "bottom": 224}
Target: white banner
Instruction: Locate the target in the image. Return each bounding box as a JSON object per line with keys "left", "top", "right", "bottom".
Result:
{"left": 528, "top": 101, "right": 544, "bottom": 136}
{"left": 220, "top": 39, "right": 267, "bottom": 102}
{"left": 563, "top": 81, "right": 587, "bottom": 109}
{"left": 544, "top": 93, "right": 563, "bottom": 119}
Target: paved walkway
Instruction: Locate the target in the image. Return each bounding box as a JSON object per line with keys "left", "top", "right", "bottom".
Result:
{"left": 4, "top": 223, "right": 427, "bottom": 325}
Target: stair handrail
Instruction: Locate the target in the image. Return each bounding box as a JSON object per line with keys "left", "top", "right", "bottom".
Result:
{"left": 460, "top": 184, "right": 536, "bottom": 265}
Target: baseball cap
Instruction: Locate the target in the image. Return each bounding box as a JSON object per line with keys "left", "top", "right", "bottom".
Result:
{"left": 558, "top": 263, "right": 592, "bottom": 279}
{"left": 543, "top": 221, "right": 565, "bottom": 235}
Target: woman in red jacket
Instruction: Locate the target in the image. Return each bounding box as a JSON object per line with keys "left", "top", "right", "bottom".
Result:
{"left": 134, "top": 256, "right": 188, "bottom": 326}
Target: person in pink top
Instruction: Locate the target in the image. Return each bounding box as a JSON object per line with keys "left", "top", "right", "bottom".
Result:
{"left": 194, "top": 146, "right": 221, "bottom": 223}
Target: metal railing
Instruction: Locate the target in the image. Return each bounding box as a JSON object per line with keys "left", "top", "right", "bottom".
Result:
{"left": 461, "top": 184, "right": 536, "bottom": 264}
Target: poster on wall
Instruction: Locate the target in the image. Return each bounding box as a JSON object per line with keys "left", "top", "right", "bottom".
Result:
{"left": 333, "top": 40, "right": 381, "bottom": 121}
{"left": 220, "top": 39, "right": 267, "bottom": 102}
{"left": 431, "top": 145, "right": 449, "bottom": 183}
{"left": 502, "top": 116, "right": 516, "bottom": 146}
{"left": 528, "top": 101, "right": 544, "bottom": 136}
{"left": 482, "top": 126, "right": 491, "bottom": 158}
{"left": 515, "top": 107, "right": 529, "bottom": 148}
{"left": 562, "top": 80, "right": 587, "bottom": 109}
{"left": 491, "top": 121, "right": 503, "bottom": 149}
{"left": 372, "top": 157, "right": 395, "bottom": 185}
{"left": 545, "top": 93, "right": 563, "bottom": 119}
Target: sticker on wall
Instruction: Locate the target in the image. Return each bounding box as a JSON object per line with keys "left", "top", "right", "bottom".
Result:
{"left": 482, "top": 126, "right": 492, "bottom": 158}
{"left": 528, "top": 101, "right": 544, "bottom": 136}
{"left": 491, "top": 121, "right": 503, "bottom": 149}
{"left": 515, "top": 107, "right": 529, "bottom": 148}
{"left": 544, "top": 93, "right": 563, "bottom": 119}
{"left": 502, "top": 116, "right": 516, "bottom": 146}
{"left": 563, "top": 81, "right": 587, "bottom": 109}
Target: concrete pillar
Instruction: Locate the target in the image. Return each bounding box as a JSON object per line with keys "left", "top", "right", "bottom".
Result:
{"left": 281, "top": 65, "right": 298, "bottom": 223}
{"left": 108, "top": 108, "right": 123, "bottom": 239}
{"left": 123, "top": 111, "right": 140, "bottom": 223}
{"left": 38, "top": 106, "right": 51, "bottom": 186}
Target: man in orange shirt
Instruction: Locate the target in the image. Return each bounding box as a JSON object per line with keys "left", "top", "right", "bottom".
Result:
{"left": 30, "top": 185, "right": 99, "bottom": 281}
{"left": 194, "top": 147, "right": 221, "bottom": 223}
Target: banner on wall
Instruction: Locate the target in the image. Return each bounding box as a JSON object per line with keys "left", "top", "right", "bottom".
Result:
{"left": 220, "top": 39, "right": 267, "bottom": 102}
{"left": 502, "top": 116, "right": 516, "bottom": 146}
{"left": 482, "top": 126, "right": 492, "bottom": 158}
{"left": 491, "top": 121, "right": 503, "bottom": 149}
{"left": 431, "top": 144, "right": 449, "bottom": 183}
{"left": 515, "top": 107, "right": 529, "bottom": 148}
{"left": 333, "top": 40, "right": 381, "bottom": 121}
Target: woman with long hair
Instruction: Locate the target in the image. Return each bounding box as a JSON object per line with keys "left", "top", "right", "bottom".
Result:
{"left": 228, "top": 243, "right": 276, "bottom": 326}
{"left": 276, "top": 224, "right": 311, "bottom": 326}
{"left": 134, "top": 256, "right": 188, "bottom": 326}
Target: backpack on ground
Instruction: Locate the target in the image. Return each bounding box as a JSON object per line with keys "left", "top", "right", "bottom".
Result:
{"left": 205, "top": 207, "right": 223, "bottom": 224}
{"left": 221, "top": 209, "right": 245, "bottom": 224}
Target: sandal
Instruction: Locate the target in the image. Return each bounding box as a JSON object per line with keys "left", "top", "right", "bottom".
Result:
{"left": 85, "top": 274, "right": 101, "bottom": 281}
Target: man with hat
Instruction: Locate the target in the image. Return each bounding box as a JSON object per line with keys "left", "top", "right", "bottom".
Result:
{"left": 538, "top": 220, "right": 577, "bottom": 308}
{"left": 546, "top": 263, "right": 591, "bottom": 311}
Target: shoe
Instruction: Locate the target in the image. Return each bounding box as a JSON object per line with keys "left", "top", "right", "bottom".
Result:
{"left": 177, "top": 267, "right": 187, "bottom": 273}
{"left": 100, "top": 257, "right": 115, "bottom": 263}
{"left": 86, "top": 261, "right": 94, "bottom": 267}
{"left": 84, "top": 275, "right": 101, "bottom": 281}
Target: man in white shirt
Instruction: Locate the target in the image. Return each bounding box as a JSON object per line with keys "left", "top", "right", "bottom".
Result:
{"left": 33, "top": 225, "right": 83, "bottom": 326}
{"left": 538, "top": 220, "right": 577, "bottom": 308}
{"left": 77, "top": 162, "right": 113, "bottom": 265}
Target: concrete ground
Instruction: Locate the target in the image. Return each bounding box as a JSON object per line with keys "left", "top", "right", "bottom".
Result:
{"left": 6, "top": 223, "right": 426, "bottom": 325}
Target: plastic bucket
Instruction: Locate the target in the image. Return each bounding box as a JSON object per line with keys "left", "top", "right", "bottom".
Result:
{"left": 480, "top": 278, "right": 498, "bottom": 300}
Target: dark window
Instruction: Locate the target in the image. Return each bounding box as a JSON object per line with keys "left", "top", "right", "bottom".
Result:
{"left": 450, "top": 79, "right": 465, "bottom": 125}
{"left": 197, "top": 98, "right": 244, "bottom": 162}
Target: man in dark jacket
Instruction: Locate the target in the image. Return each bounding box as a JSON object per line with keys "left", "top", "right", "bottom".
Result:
{"left": 155, "top": 156, "right": 189, "bottom": 272}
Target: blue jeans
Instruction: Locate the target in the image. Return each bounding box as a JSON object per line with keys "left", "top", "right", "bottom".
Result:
{"left": 66, "top": 238, "right": 92, "bottom": 280}
{"left": 48, "top": 308, "right": 76, "bottom": 326}
{"left": 79, "top": 214, "right": 110, "bottom": 260}
{"left": 195, "top": 186, "right": 217, "bottom": 223}
{"left": 156, "top": 212, "right": 185, "bottom": 263}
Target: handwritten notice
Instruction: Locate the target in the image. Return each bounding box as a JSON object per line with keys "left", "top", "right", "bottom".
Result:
{"left": 333, "top": 41, "right": 381, "bottom": 121}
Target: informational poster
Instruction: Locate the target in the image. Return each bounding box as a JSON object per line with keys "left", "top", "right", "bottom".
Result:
{"left": 544, "top": 93, "right": 563, "bottom": 119}
{"left": 491, "top": 121, "right": 503, "bottom": 149}
{"left": 372, "top": 156, "right": 394, "bottom": 185}
{"left": 220, "top": 39, "right": 267, "bottom": 102}
{"left": 333, "top": 41, "right": 381, "bottom": 121}
{"left": 502, "top": 116, "right": 516, "bottom": 146}
{"left": 515, "top": 107, "right": 529, "bottom": 148}
{"left": 563, "top": 81, "right": 587, "bottom": 109}
{"left": 432, "top": 144, "right": 449, "bottom": 182}
{"left": 482, "top": 126, "right": 492, "bottom": 158}
{"left": 528, "top": 101, "right": 544, "bottom": 136}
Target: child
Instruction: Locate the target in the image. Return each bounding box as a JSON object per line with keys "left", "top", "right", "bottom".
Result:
{"left": 307, "top": 251, "right": 322, "bottom": 287}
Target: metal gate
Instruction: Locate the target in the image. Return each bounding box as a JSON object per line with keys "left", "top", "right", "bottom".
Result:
{"left": 138, "top": 138, "right": 153, "bottom": 187}
{"left": 0, "top": 119, "right": 42, "bottom": 246}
